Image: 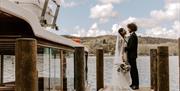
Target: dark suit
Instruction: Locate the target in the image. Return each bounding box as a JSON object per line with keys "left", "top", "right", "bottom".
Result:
{"left": 126, "top": 32, "right": 139, "bottom": 86}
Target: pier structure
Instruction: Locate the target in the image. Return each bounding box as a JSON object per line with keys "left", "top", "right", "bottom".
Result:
{"left": 97, "top": 44, "right": 179, "bottom": 91}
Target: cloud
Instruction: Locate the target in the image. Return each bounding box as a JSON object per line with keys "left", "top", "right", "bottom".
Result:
{"left": 71, "top": 23, "right": 110, "bottom": 37}
{"left": 99, "top": 0, "right": 123, "bottom": 4}
{"left": 118, "top": 17, "right": 159, "bottom": 29}
{"left": 144, "top": 21, "right": 180, "bottom": 39}
{"left": 61, "top": 0, "right": 78, "bottom": 8}
{"left": 90, "top": 4, "right": 118, "bottom": 23}
{"left": 150, "top": 2, "right": 180, "bottom": 21}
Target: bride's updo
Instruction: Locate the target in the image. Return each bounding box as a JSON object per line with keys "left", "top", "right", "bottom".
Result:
{"left": 118, "top": 28, "right": 126, "bottom": 37}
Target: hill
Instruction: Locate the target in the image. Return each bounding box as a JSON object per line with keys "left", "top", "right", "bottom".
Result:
{"left": 63, "top": 35, "right": 178, "bottom": 56}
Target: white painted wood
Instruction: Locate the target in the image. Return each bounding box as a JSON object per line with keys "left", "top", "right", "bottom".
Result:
{"left": 0, "top": 0, "right": 84, "bottom": 49}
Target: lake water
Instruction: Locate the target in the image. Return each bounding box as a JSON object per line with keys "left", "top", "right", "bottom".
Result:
{"left": 2, "top": 56, "right": 179, "bottom": 91}
{"left": 86, "top": 56, "right": 179, "bottom": 91}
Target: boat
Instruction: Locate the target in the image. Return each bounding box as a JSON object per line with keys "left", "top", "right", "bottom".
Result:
{"left": 0, "top": 0, "right": 88, "bottom": 91}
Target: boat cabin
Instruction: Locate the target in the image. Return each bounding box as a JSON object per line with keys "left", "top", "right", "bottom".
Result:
{"left": 0, "top": 0, "right": 87, "bottom": 91}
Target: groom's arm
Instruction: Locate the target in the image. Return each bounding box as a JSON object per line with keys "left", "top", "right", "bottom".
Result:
{"left": 126, "top": 35, "right": 137, "bottom": 52}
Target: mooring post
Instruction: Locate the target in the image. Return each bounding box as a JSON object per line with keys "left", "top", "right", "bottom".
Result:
{"left": 15, "top": 38, "right": 38, "bottom": 91}
{"left": 85, "top": 52, "right": 88, "bottom": 81}
{"left": 74, "top": 47, "right": 85, "bottom": 91}
{"left": 96, "top": 48, "right": 104, "bottom": 91}
{"left": 60, "top": 50, "right": 67, "bottom": 91}
{"left": 157, "top": 46, "right": 169, "bottom": 91}
{"left": 179, "top": 38, "right": 180, "bottom": 90}
{"left": 0, "top": 54, "right": 4, "bottom": 85}
{"left": 150, "top": 49, "right": 157, "bottom": 91}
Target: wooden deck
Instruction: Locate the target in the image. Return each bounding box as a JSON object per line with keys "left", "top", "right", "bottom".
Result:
{"left": 98, "top": 87, "right": 152, "bottom": 91}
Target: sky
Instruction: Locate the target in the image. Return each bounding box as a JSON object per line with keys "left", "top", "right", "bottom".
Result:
{"left": 52, "top": 0, "right": 180, "bottom": 39}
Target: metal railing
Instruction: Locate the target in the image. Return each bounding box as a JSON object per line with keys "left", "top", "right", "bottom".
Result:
{"left": 40, "top": 0, "right": 61, "bottom": 30}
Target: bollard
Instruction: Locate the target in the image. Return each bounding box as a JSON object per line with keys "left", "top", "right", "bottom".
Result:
{"left": 150, "top": 49, "right": 157, "bottom": 91}
{"left": 157, "top": 46, "right": 169, "bottom": 91}
{"left": 179, "top": 38, "right": 180, "bottom": 90}
{"left": 15, "top": 38, "right": 38, "bottom": 91}
{"left": 96, "top": 49, "right": 104, "bottom": 91}
{"left": 60, "top": 50, "right": 67, "bottom": 91}
{"left": 74, "top": 47, "right": 85, "bottom": 91}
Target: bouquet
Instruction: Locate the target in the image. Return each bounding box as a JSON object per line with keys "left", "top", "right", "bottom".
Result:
{"left": 117, "top": 62, "right": 131, "bottom": 73}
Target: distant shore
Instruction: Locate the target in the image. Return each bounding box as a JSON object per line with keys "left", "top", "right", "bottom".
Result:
{"left": 64, "top": 35, "right": 178, "bottom": 56}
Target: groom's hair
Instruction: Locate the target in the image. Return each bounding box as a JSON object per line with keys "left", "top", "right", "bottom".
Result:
{"left": 127, "top": 23, "right": 137, "bottom": 32}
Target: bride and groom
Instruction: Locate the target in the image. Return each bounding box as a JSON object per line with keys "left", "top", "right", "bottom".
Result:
{"left": 112, "top": 23, "right": 139, "bottom": 91}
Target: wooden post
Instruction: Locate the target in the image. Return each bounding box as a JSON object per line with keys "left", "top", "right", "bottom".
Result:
{"left": 15, "top": 38, "right": 38, "bottom": 91}
{"left": 157, "top": 46, "right": 169, "bottom": 91}
{"left": 74, "top": 47, "right": 85, "bottom": 91}
{"left": 0, "top": 54, "right": 3, "bottom": 85}
{"left": 60, "top": 50, "right": 67, "bottom": 91}
{"left": 85, "top": 52, "right": 88, "bottom": 81}
{"left": 150, "top": 49, "right": 157, "bottom": 91}
{"left": 96, "top": 49, "right": 104, "bottom": 91}
{"left": 179, "top": 38, "right": 180, "bottom": 90}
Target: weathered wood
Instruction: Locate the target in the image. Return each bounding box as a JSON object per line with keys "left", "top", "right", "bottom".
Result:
{"left": 15, "top": 38, "right": 38, "bottom": 91}
{"left": 60, "top": 50, "right": 67, "bottom": 91}
{"left": 150, "top": 49, "right": 157, "bottom": 91}
{"left": 0, "top": 54, "right": 4, "bottom": 85}
{"left": 85, "top": 52, "right": 88, "bottom": 81}
{"left": 179, "top": 38, "right": 180, "bottom": 90}
{"left": 74, "top": 47, "right": 85, "bottom": 91}
{"left": 157, "top": 46, "right": 169, "bottom": 91}
{"left": 96, "top": 49, "right": 104, "bottom": 91}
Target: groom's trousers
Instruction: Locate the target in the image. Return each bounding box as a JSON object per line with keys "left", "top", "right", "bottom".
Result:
{"left": 129, "top": 58, "right": 139, "bottom": 86}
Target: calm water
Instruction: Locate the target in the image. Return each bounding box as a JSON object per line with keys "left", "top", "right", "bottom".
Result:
{"left": 87, "top": 56, "right": 179, "bottom": 91}
{"left": 3, "top": 56, "right": 179, "bottom": 91}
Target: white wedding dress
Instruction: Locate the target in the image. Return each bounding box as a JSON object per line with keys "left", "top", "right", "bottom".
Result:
{"left": 111, "top": 34, "right": 132, "bottom": 91}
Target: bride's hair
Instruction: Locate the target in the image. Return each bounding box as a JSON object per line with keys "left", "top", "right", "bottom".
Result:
{"left": 118, "top": 28, "right": 125, "bottom": 37}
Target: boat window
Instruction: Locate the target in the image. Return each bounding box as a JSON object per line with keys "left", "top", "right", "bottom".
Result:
{"left": 1, "top": 55, "right": 15, "bottom": 84}
{"left": 37, "top": 47, "right": 61, "bottom": 91}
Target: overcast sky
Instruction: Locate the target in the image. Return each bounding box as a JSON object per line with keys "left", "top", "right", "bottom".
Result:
{"left": 52, "top": 0, "right": 180, "bottom": 39}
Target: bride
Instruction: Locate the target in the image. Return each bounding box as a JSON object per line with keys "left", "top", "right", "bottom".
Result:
{"left": 111, "top": 28, "right": 132, "bottom": 91}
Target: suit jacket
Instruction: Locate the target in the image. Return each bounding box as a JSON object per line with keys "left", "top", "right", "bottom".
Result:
{"left": 127, "top": 32, "right": 138, "bottom": 59}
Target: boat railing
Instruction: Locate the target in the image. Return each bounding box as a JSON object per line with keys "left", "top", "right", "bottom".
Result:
{"left": 40, "top": 0, "right": 60, "bottom": 30}
{"left": 10, "top": 0, "right": 60, "bottom": 30}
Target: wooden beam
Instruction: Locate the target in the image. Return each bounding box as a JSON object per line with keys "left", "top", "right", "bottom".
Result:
{"left": 157, "top": 46, "right": 169, "bottom": 91}
{"left": 74, "top": 47, "right": 85, "bottom": 91}
{"left": 96, "top": 49, "right": 104, "bottom": 91}
{"left": 15, "top": 38, "right": 38, "bottom": 91}
{"left": 150, "top": 49, "right": 157, "bottom": 91}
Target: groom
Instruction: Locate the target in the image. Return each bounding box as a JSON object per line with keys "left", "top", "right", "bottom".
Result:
{"left": 126, "top": 23, "right": 139, "bottom": 90}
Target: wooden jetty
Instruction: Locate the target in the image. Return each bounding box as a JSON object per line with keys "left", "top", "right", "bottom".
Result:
{"left": 0, "top": 0, "right": 180, "bottom": 91}
{"left": 96, "top": 43, "right": 179, "bottom": 91}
